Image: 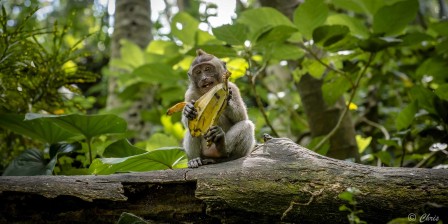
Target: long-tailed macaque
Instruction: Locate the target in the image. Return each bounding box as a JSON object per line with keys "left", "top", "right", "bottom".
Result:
{"left": 182, "top": 49, "right": 256, "bottom": 168}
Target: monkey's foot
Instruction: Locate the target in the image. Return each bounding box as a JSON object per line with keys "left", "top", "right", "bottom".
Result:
{"left": 188, "top": 158, "right": 216, "bottom": 168}
{"left": 188, "top": 157, "right": 202, "bottom": 168}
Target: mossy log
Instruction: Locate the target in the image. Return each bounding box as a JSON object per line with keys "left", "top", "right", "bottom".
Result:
{"left": 0, "top": 138, "right": 447, "bottom": 223}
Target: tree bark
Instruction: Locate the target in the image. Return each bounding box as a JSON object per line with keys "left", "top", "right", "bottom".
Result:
{"left": 107, "top": 0, "right": 153, "bottom": 141}
{"left": 0, "top": 138, "right": 447, "bottom": 223}
{"left": 258, "top": 0, "right": 359, "bottom": 161}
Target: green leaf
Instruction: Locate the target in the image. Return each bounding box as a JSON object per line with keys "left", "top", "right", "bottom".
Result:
{"left": 293, "top": 0, "right": 329, "bottom": 39}
{"left": 396, "top": 101, "right": 418, "bottom": 130}
{"left": 0, "top": 113, "right": 80, "bottom": 144}
{"left": 410, "top": 86, "right": 437, "bottom": 115}
{"left": 212, "top": 24, "right": 248, "bottom": 45}
{"left": 171, "top": 12, "right": 200, "bottom": 46}
{"left": 25, "top": 113, "right": 128, "bottom": 140}
{"left": 327, "top": 14, "right": 369, "bottom": 38}
{"left": 120, "top": 39, "right": 145, "bottom": 68}
{"left": 238, "top": 7, "right": 295, "bottom": 41}
{"left": 322, "top": 74, "right": 351, "bottom": 105}
{"left": 103, "top": 139, "right": 147, "bottom": 158}
{"left": 3, "top": 149, "right": 53, "bottom": 176}
{"left": 416, "top": 57, "right": 448, "bottom": 81}
{"left": 132, "top": 63, "right": 180, "bottom": 85}
{"left": 373, "top": 0, "right": 419, "bottom": 36}
{"left": 338, "top": 191, "right": 353, "bottom": 202}
{"left": 256, "top": 25, "right": 298, "bottom": 45}
{"left": 313, "top": 25, "right": 349, "bottom": 47}
{"left": 359, "top": 36, "right": 401, "bottom": 52}
{"left": 435, "top": 84, "right": 448, "bottom": 100}
{"left": 399, "top": 32, "right": 434, "bottom": 46}
{"left": 117, "top": 212, "right": 148, "bottom": 224}
{"left": 270, "top": 43, "right": 305, "bottom": 60}
{"left": 49, "top": 142, "right": 81, "bottom": 159}
{"left": 89, "top": 147, "right": 187, "bottom": 175}
{"left": 332, "top": 0, "right": 391, "bottom": 16}
{"left": 187, "top": 45, "right": 237, "bottom": 58}
{"left": 145, "top": 133, "right": 179, "bottom": 151}
{"left": 429, "top": 21, "right": 448, "bottom": 36}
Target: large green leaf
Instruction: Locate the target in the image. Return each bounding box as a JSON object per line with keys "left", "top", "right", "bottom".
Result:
{"left": 2, "top": 149, "right": 52, "bottom": 176}
{"left": 327, "top": 14, "right": 369, "bottom": 38}
{"left": 332, "top": 0, "right": 388, "bottom": 16}
{"left": 322, "top": 74, "right": 352, "bottom": 106}
{"left": 313, "top": 25, "right": 350, "bottom": 47}
{"left": 293, "top": 0, "right": 329, "bottom": 39}
{"left": 25, "top": 113, "right": 127, "bottom": 140}
{"left": 429, "top": 21, "right": 448, "bottom": 37}
{"left": 132, "top": 63, "right": 180, "bottom": 85}
{"left": 238, "top": 7, "right": 295, "bottom": 41}
{"left": 119, "top": 39, "right": 144, "bottom": 68}
{"left": 103, "top": 139, "right": 146, "bottom": 158}
{"left": 212, "top": 24, "right": 248, "bottom": 45}
{"left": 0, "top": 113, "right": 80, "bottom": 144}
{"left": 415, "top": 57, "right": 448, "bottom": 81}
{"left": 3, "top": 143, "right": 80, "bottom": 176}
{"left": 358, "top": 36, "right": 401, "bottom": 52}
{"left": 410, "top": 86, "right": 437, "bottom": 115}
{"left": 187, "top": 45, "right": 237, "bottom": 58}
{"left": 170, "top": 12, "right": 200, "bottom": 46}
{"left": 435, "top": 84, "right": 448, "bottom": 101}
{"left": 396, "top": 101, "right": 418, "bottom": 130}
{"left": 373, "top": 0, "right": 419, "bottom": 36}
{"left": 89, "top": 147, "right": 187, "bottom": 175}
{"left": 270, "top": 43, "right": 305, "bottom": 60}
{"left": 256, "top": 25, "right": 298, "bottom": 45}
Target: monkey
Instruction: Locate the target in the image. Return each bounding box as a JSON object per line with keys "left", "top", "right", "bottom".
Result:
{"left": 182, "top": 49, "right": 256, "bottom": 168}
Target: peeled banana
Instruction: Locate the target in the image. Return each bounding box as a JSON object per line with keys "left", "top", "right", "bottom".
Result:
{"left": 167, "top": 71, "right": 231, "bottom": 138}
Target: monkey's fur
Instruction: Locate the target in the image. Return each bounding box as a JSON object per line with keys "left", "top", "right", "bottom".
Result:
{"left": 182, "top": 49, "right": 256, "bottom": 168}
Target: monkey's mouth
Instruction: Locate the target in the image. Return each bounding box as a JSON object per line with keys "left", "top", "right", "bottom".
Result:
{"left": 201, "top": 82, "right": 215, "bottom": 90}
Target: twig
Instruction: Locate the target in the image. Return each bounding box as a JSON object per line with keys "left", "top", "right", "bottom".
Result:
{"left": 359, "top": 117, "right": 390, "bottom": 167}
{"left": 313, "top": 53, "right": 376, "bottom": 151}
{"left": 298, "top": 43, "right": 355, "bottom": 88}
{"left": 248, "top": 60, "right": 279, "bottom": 137}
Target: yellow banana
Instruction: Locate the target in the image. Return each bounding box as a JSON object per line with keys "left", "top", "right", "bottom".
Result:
{"left": 166, "top": 71, "right": 231, "bottom": 139}
{"left": 188, "top": 82, "right": 228, "bottom": 137}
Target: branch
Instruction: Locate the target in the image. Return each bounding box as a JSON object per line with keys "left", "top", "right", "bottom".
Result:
{"left": 247, "top": 59, "right": 279, "bottom": 137}
{"left": 313, "top": 53, "right": 376, "bottom": 151}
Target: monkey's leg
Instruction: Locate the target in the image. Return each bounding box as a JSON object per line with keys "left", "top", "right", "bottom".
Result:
{"left": 224, "top": 120, "right": 256, "bottom": 158}
{"left": 183, "top": 133, "right": 204, "bottom": 168}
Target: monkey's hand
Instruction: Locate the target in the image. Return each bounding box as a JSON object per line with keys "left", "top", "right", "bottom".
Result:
{"left": 183, "top": 100, "right": 198, "bottom": 120}
{"left": 204, "top": 126, "right": 225, "bottom": 144}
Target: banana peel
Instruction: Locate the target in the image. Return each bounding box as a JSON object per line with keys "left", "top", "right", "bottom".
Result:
{"left": 166, "top": 71, "right": 231, "bottom": 139}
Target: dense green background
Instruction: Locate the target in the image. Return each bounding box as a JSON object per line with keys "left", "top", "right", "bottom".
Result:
{"left": 1, "top": 0, "right": 447, "bottom": 176}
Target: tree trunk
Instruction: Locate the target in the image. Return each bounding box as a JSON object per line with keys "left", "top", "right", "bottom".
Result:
{"left": 259, "top": 0, "right": 359, "bottom": 161}
{"left": 0, "top": 138, "right": 447, "bottom": 223}
{"left": 107, "top": 0, "right": 153, "bottom": 141}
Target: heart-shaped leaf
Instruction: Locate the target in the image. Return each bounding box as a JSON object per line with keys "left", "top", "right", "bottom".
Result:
{"left": 89, "top": 147, "right": 187, "bottom": 175}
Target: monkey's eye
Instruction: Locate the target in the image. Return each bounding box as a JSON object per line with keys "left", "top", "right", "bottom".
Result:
{"left": 195, "top": 69, "right": 201, "bottom": 75}
{"left": 204, "top": 66, "right": 211, "bottom": 71}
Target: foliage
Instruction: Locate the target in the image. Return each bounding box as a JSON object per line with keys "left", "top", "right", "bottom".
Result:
{"left": 338, "top": 187, "right": 366, "bottom": 224}
{"left": 102, "top": 0, "right": 448, "bottom": 169}
{"left": 0, "top": 5, "right": 103, "bottom": 170}
{"left": 0, "top": 113, "right": 187, "bottom": 175}
{"left": 2, "top": 0, "right": 448, "bottom": 174}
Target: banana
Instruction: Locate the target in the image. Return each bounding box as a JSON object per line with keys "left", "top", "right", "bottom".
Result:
{"left": 166, "top": 71, "right": 231, "bottom": 138}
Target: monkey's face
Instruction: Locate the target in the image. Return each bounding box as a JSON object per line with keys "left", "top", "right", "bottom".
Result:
{"left": 191, "top": 63, "right": 222, "bottom": 95}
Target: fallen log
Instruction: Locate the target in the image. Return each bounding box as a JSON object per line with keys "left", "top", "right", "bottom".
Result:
{"left": 0, "top": 138, "right": 447, "bottom": 223}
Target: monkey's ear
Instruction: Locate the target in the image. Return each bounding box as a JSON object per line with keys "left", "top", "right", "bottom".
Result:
{"left": 196, "top": 49, "right": 207, "bottom": 56}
